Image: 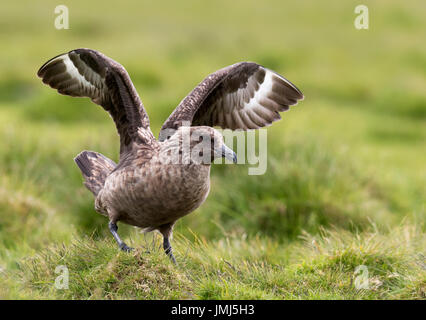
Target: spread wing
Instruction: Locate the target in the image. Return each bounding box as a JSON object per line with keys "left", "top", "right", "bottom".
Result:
{"left": 159, "top": 62, "right": 303, "bottom": 141}
{"left": 37, "top": 48, "right": 154, "bottom": 156}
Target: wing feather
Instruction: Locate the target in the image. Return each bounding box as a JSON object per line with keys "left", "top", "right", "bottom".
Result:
{"left": 159, "top": 62, "right": 303, "bottom": 140}
{"left": 37, "top": 49, "right": 153, "bottom": 156}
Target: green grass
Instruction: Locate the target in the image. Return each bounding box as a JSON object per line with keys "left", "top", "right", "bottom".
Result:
{"left": 0, "top": 0, "right": 425, "bottom": 299}
{"left": 4, "top": 225, "right": 424, "bottom": 299}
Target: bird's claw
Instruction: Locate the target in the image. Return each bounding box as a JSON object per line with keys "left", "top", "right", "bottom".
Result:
{"left": 119, "top": 243, "right": 134, "bottom": 252}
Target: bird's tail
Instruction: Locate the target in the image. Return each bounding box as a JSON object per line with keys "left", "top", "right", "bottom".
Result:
{"left": 74, "top": 151, "right": 117, "bottom": 196}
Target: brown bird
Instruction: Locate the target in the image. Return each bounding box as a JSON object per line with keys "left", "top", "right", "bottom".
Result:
{"left": 37, "top": 48, "right": 303, "bottom": 263}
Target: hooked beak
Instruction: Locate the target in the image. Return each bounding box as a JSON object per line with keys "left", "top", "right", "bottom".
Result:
{"left": 221, "top": 144, "right": 237, "bottom": 164}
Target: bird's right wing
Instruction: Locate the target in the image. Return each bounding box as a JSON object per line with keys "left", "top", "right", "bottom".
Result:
{"left": 37, "top": 48, "right": 154, "bottom": 156}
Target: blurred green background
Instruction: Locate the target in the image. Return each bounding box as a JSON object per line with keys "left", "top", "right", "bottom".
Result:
{"left": 0, "top": 0, "right": 424, "bottom": 299}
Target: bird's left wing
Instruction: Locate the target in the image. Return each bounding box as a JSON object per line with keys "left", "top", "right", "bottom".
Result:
{"left": 159, "top": 62, "right": 303, "bottom": 140}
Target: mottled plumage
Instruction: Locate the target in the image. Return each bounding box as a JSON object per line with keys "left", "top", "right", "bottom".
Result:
{"left": 37, "top": 48, "right": 304, "bottom": 262}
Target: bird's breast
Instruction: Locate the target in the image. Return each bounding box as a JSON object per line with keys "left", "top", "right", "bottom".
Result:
{"left": 100, "top": 162, "right": 211, "bottom": 227}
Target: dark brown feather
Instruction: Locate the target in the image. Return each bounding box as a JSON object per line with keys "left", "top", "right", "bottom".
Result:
{"left": 74, "top": 151, "right": 117, "bottom": 196}
{"left": 37, "top": 48, "right": 153, "bottom": 156}
{"left": 159, "top": 62, "right": 303, "bottom": 140}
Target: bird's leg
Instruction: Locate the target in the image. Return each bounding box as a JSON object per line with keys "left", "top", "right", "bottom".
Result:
{"left": 108, "top": 221, "right": 133, "bottom": 252}
{"left": 158, "top": 222, "right": 177, "bottom": 264}
{"left": 163, "top": 236, "right": 177, "bottom": 264}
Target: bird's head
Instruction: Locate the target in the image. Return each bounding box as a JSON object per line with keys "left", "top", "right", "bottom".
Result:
{"left": 159, "top": 126, "right": 237, "bottom": 165}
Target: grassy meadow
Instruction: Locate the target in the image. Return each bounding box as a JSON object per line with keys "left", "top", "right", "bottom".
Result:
{"left": 0, "top": 0, "right": 425, "bottom": 299}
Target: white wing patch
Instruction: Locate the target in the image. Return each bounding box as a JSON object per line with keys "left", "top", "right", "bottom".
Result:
{"left": 202, "top": 66, "right": 303, "bottom": 130}
{"left": 244, "top": 68, "right": 274, "bottom": 111}
{"left": 38, "top": 51, "right": 107, "bottom": 103}
{"left": 61, "top": 54, "right": 97, "bottom": 92}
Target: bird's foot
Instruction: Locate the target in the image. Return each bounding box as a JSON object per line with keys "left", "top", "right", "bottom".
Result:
{"left": 119, "top": 243, "right": 134, "bottom": 252}
{"left": 168, "top": 253, "right": 177, "bottom": 265}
